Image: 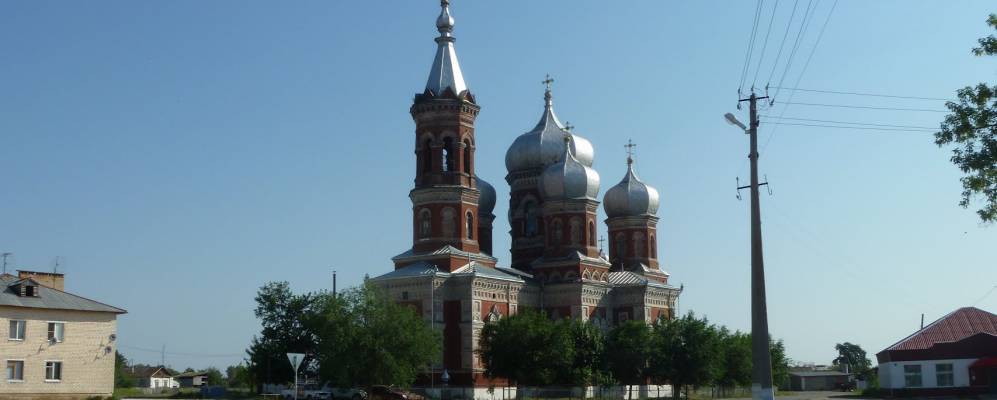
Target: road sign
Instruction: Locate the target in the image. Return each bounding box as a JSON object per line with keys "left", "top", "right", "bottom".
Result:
{"left": 287, "top": 353, "right": 305, "bottom": 400}
{"left": 287, "top": 353, "right": 305, "bottom": 370}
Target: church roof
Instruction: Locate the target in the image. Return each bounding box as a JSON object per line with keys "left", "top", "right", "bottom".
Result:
{"left": 392, "top": 245, "right": 498, "bottom": 264}
{"left": 452, "top": 262, "right": 524, "bottom": 282}
{"left": 608, "top": 271, "right": 677, "bottom": 289}
{"left": 424, "top": 0, "right": 468, "bottom": 97}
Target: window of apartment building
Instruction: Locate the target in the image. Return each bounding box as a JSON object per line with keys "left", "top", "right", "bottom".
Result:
{"left": 904, "top": 364, "right": 922, "bottom": 387}
{"left": 936, "top": 363, "right": 954, "bottom": 387}
{"left": 7, "top": 360, "right": 24, "bottom": 381}
{"left": 8, "top": 320, "right": 25, "bottom": 340}
{"left": 45, "top": 361, "right": 62, "bottom": 381}
{"left": 47, "top": 322, "right": 65, "bottom": 343}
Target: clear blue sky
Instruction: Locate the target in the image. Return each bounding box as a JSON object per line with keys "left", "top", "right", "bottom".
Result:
{"left": 2, "top": 1, "right": 995, "bottom": 371}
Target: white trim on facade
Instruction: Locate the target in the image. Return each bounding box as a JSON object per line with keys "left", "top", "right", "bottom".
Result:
{"left": 878, "top": 358, "right": 977, "bottom": 389}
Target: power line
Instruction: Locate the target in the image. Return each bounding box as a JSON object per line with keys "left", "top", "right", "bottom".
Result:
{"left": 739, "top": 0, "right": 766, "bottom": 94}
{"left": 772, "top": 0, "right": 817, "bottom": 101}
{"left": 765, "top": 0, "right": 801, "bottom": 86}
{"left": 772, "top": 101, "right": 949, "bottom": 112}
{"left": 767, "top": 86, "right": 952, "bottom": 101}
{"left": 974, "top": 285, "right": 997, "bottom": 306}
{"left": 762, "top": 121, "right": 936, "bottom": 133}
{"left": 752, "top": 0, "right": 780, "bottom": 88}
{"left": 760, "top": 0, "right": 838, "bottom": 152}
{"left": 119, "top": 344, "right": 244, "bottom": 359}
{"left": 761, "top": 115, "right": 938, "bottom": 129}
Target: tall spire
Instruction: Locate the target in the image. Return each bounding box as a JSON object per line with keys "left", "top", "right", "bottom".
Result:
{"left": 425, "top": 0, "right": 468, "bottom": 96}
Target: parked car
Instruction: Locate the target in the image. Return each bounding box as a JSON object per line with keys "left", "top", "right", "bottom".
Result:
{"left": 366, "top": 386, "right": 421, "bottom": 400}
{"left": 329, "top": 387, "right": 367, "bottom": 400}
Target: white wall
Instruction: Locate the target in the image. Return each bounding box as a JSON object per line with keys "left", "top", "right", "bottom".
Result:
{"left": 878, "top": 358, "right": 977, "bottom": 389}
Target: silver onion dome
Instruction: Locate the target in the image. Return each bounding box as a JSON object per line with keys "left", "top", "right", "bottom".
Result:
{"left": 540, "top": 141, "right": 601, "bottom": 200}
{"left": 603, "top": 159, "right": 660, "bottom": 218}
{"left": 505, "top": 86, "right": 594, "bottom": 173}
{"left": 436, "top": 0, "right": 455, "bottom": 32}
{"left": 475, "top": 176, "right": 496, "bottom": 215}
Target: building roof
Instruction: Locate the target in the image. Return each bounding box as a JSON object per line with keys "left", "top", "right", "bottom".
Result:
{"left": 175, "top": 371, "right": 208, "bottom": 378}
{"left": 608, "top": 271, "right": 677, "bottom": 290}
{"left": 882, "top": 307, "right": 997, "bottom": 352}
{"left": 0, "top": 274, "right": 126, "bottom": 314}
{"left": 371, "top": 261, "right": 525, "bottom": 283}
{"left": 125, "top": 366, "right": 171, "bottom": 378}
{"left": 790, "top": 371, "right": 851, "bottom": 377}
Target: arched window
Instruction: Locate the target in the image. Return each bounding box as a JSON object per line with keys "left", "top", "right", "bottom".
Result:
{"left": 442, "top": 137, "right": 455, "bottom": 172}
{"left": 466, "top": 211, "right": 474, "bottom": 240}
{"left": 634, "top": 232, "right": 646, "bottom": 258}
{"left": 524, "top": 201, "right": 538, "bottom": 237}
{"left": 569, "top": 218, "right": 582, "bottom": 245}
{"left": 588, "top": 221, "right": 596, "bottom": 246}
{"left": 462, "top": 139, "right": 471, "bottom": 174}
{"left": 614, "top": 233, "right": 626, "bottom": 261}
{"left": 419, "top": 209, "right": 432, "bottom": 238}
{"left": 552, "top": 220, "right": 563, "bottom": 245}
{"left": 650, "top": 234, "right": 657, "bottom": 259}
{"left": 422, "top": 138, "right": 433, "bottom": 174}
{"left": 442, "top": 208, "right": 455, "bottom": 237}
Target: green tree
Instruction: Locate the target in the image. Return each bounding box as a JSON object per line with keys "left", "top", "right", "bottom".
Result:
{"left": 606, "top": 321, "right": 652, "bottom": 399}
{"left": 226, "top": 364, "right": 251, "bottom": 388}
{"left": 246, "top": 281, "right": 317, "bottom": 391}
{"left": 310, "top": 283, "right": 441, "bottom": 387}
{"left": 833, "top": 342, "right": 871, "bottom": 377}
{"left": 715, "top": 329, "right": 751, "bottom": 396}
{"left": 769, "top": 338, "right": 791, "bottom": 390}
{"left": 205, "top": 367, "right": 225, "bottom": 386}
{"left": 648, "top": 312, "right": 721, "bottom": 400}
{"left": 479, "top": 310, "right": 573, "bottom": 387}
{"left": 114, "top": 351, "right": 136, "bottom": 388}
{"left": 936, "top": 14, "right": 997, "bottom": 222}
{"left": 557, "top": 318, "right": 608, "bottom": 386}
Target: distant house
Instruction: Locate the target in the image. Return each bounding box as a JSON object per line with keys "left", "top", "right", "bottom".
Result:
{"left": 127, "top": 365, "right": 179, "bottom": 389}
{"left": 0, "top": 270, "right": 126, "bottom": 399}
{"left": 789, "top": 371, "right": 851, "bottom": 391}
{"left": 176, "top": 371, "right": 209, "bottom": 388}
{"left": 876, "top": 306, "right": 997, "bottom": 396}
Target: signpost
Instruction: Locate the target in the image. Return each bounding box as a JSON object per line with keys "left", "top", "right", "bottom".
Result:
{"left": 287, "top": 353, "right": 305, "bottom": 400}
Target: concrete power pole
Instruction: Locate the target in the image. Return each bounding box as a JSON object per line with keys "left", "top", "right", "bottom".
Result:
{"left": 730, "top": 92, "right": 774, "bottom": 400}
{"left": 747, "top": 92, "right": 774, "bottom": 400}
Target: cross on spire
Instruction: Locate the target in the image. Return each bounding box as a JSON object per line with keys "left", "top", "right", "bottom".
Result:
{"left": 564, "top": 121, "right": 574, "bottom": 132}
{"left": 543, "top": 74, "right": 554, "bottom": 91}
{"left": 625, "top": 139, "right": 637, "bottom": 165}
{"left": 598, "top": 235, "right": 606, "bottom": 252}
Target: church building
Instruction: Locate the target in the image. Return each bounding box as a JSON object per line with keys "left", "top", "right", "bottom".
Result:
{"left": 371, "top": 1, "right": 682, "bottom": 392}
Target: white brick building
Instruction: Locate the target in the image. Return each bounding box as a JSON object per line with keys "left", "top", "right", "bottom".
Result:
{"left": 0, "top": 271, "right": 126, "bottom": 399}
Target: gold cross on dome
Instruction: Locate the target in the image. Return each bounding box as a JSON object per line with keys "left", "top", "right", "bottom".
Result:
{"left": 542, "top": 74, "right": 554, "bottom": 91}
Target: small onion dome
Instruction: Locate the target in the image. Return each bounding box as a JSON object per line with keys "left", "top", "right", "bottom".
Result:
{"left": 436, "top": 1, "right": 455, "bottom": 33}
{"left": 505, "top": 89, "right": 594, "bottom": 173}
{"left": 603, "top": 161, "right": 659, "bottom": 218}
{"left": 475, "top": 176, "right": 496, "bottom": 216}
{"left": 540, "top": 142, "right": 600, "bottom": 200}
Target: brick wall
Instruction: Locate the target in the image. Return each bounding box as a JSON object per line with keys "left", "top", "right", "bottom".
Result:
{"left": 0, "top": 306, "right": 118, "bottom": 399}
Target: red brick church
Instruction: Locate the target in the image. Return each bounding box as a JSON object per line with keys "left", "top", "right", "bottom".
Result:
{"left": 371, "top": 1, "right": 682, "bottom": 392}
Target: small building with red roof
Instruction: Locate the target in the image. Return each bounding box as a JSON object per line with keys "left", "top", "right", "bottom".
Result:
{"left": 876, "top": 307, "right": 997, "bottom": 396}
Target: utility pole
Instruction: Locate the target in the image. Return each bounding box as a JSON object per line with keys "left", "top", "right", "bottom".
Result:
{"left": 728, "top": 92, "right": 773, "bottom": 400}
{"left": 332, "top": 269, "right": 337, "bottom": 298}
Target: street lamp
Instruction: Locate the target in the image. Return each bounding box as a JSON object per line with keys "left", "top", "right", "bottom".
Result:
{"left": 724, "top": 113, "right": 747, "bottom": 131}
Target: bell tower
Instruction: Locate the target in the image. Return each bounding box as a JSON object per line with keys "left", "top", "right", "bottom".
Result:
{"left": 398, "top": 0, "right": 496, "bottom": 271}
